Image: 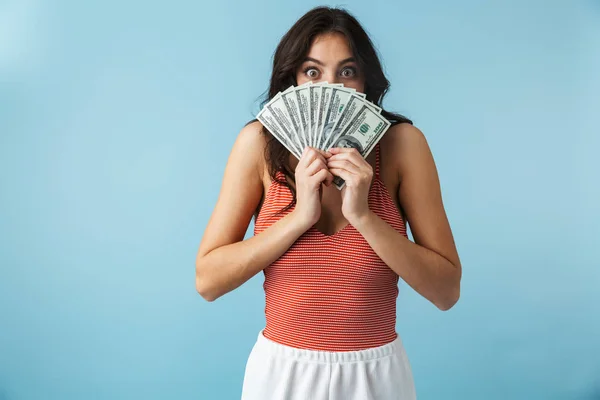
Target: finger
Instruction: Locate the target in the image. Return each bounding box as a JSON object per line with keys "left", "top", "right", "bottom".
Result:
{"left": 328, "top": 148, "right": 365, "bottom": 168}
{"left": 305, "top": 157, "right": 327, "bottom": 177}
{"left": 320, "top": 168, "right": 334, "bottom": 186}
{"left": 298, "top": 147, "right": 323, "bottom": 169}
{"left": 329, "top": 147, "right": 361, "bottom": 155}
{"left": 314, "top": 148, "right": 333, "bottom": 159}
{"left": 328, "top": 167, "right": 355, "bottom": 186}
{"left": 326, "top": 170, "right": 334, "bottom": 186}
{"left": 312, "top": 168, "right": 332, "bottom": 186}
{"left": 309, "top": 148, "right": 330, "bottom": 164}
{"left": 308, "top": 147, "right": 329, "bottom": 163}
{"left": 326, "top": 159, "right": 362, "bottom": 175}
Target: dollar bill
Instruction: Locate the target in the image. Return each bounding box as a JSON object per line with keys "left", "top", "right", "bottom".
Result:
{"left": 317, "top": 86, "right": 365, "bottom": 150}
{"left": 256, "top": 104, "right": 302, "bottom": 159}
{"left": 258, "top": 92, "right": 303, "bottom": 156}
{"left": 327, "top": 105, "right": 391, "bottom": 190}
{"left": 314, "top": 84, "right": 342, "bottom": 149}
{"left": 281, "top": 85, "right": 307, "bottom": 152}
{"left": 308, "top": 81, "right": 327, "bottom": 147}
{"left": 293, "top": 82, "right": 312, "bottom": 150}
{"left": 322, "top": 93, "right": 381, "bottom": 150}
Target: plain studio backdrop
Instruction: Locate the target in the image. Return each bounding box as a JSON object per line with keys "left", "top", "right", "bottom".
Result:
{"left": 1, "top": 0, "right": 599, "bottom": 399}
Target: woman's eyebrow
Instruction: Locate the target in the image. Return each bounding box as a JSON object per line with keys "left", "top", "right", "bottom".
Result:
{"left": 303, "top": 57, "right": 356, "bottom": 66}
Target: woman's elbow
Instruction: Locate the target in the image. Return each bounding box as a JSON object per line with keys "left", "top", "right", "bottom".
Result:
{"left": 436, "top": 281, "right": 461, "bottom": 311}
{"left": 196, "top": 260, "right": 218, "bottom": 302}
{"left": 437, "top": 290, "right": 460, "bottom": 311}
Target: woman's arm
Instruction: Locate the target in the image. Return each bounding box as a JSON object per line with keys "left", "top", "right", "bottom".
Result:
{"left": 327, "top": 123, "right": 461, "bottom": 311}
{"left": 354, "top": 124, "right": 461, "bottom": 310}
{"left": 195, "top": 122, "right": 308, "bottom": 302}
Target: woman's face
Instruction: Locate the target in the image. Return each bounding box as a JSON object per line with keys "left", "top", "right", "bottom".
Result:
{"left": 295, "top": 32, "right": 365, "bottom": 93}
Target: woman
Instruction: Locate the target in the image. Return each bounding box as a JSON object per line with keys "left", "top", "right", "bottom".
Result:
{"left": 196, "top": 6, "right": 462, "bottom": 400}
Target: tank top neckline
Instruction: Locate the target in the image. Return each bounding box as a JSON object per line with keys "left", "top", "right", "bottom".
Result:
{"left": 263, "top": 143, "right": 399, "bottom": 240}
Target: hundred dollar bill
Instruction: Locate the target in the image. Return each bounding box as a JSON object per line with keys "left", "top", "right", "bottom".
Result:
{"left": 292, "top": 82, "right": 312, "bottom": 150}
{"left": 281, "top": 85, "right": 307, "bottom": 152}
{"left": 314, "top": 83, "right": 343, "bottom": 150}
{"left": 256, "top": 104, "right": 302, "bottom": 159}
{"left": 308, "top": 81, "right": 327, "bottom": 147}
{"left": 327, "top": 105, "right": 391, "bottom": 190}
{"left": 322, "top": 93, "right": 381, "bottom": 150}
{"left": 258, "top": 92, "right": 303, "bottom": 157}
{"left": 317, "top": 86, "right": 366, "bottom": 150}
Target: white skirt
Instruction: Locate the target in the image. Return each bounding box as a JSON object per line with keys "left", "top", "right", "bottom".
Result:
{"left": 241, "top": 329, "right": 417, "bottom": 400}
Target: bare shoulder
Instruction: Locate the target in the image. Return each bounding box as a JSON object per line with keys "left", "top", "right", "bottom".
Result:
{"left": 384, "top": 122, "right": 461, "bottom": 269}
{"left": 235, "top": 120, "right": 268, "bottom": 179}
{"left": 378, "top": 122, "right": 427, "bottom": 179}
{"left": 376, "top": 122, "right": 420, "bottom": 195}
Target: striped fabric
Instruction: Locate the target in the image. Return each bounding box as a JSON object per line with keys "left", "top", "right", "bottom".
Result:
{"left": 254, "top": 143, "right": 408, "bottom": 351}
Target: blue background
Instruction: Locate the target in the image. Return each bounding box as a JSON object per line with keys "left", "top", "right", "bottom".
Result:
{"left": 1, "top": 0, "right": 599, "bottom": 399}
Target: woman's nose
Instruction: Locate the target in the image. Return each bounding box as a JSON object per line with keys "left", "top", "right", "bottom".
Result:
{"left": 322, "top": 71, "right": 339, "bottom": 84}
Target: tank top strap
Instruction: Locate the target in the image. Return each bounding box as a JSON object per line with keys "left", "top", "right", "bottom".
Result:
{"left": 375, "top": 142, "right": 381, "bottom": 178}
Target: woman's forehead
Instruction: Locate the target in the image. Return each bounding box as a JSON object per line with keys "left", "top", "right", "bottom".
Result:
{"left": 306, "top": 32, "right": 353, "bottom": 60}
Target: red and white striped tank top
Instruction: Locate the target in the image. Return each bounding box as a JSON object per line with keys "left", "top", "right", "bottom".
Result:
{"left": 254, "top": 143, "right": 408, "bottom": 351}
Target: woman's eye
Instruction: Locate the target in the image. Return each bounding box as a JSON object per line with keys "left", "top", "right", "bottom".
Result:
{"left": 341, "top": 67, "right": 356, "bottom": 78}
{"left": 305, "top": 68, "right": 319, "bottom": 78}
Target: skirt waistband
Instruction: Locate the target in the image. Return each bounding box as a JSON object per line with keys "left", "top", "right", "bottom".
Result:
{"left": 253, "top": 329, "right": 405, "bottom": 364}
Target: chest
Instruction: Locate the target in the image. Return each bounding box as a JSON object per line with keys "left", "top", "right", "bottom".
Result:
{"left": 263, "top": 221, "right": 400, "bottom": 289}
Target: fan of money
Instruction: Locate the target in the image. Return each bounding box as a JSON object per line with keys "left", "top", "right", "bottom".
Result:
{"left": 257, "top": 81, "right": 391, "bottom": 190}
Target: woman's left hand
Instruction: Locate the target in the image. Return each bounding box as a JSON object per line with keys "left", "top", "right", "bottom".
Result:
{"left": 327, "top": 147, "right": 373, "bottom": 225}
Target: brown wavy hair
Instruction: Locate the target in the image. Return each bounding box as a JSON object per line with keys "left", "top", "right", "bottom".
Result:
{"left": 247, "top": 6, "right": 413, "bottom": 219}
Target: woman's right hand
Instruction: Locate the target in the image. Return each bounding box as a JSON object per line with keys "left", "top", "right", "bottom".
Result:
{"left": 293, "top": 147, "right": 334, "bottom": 229}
